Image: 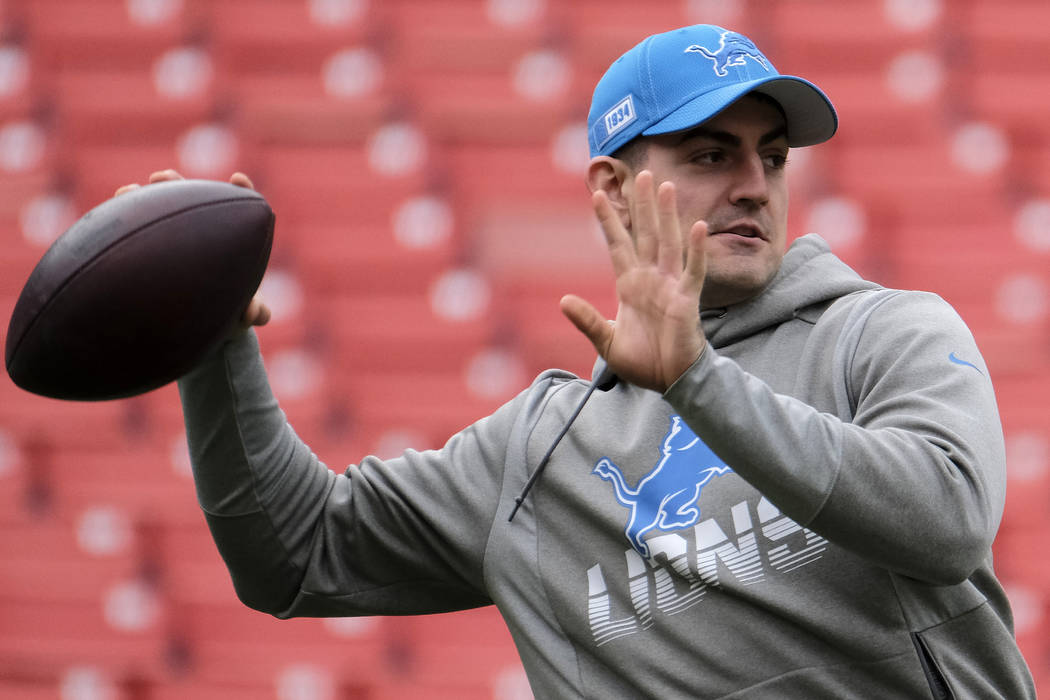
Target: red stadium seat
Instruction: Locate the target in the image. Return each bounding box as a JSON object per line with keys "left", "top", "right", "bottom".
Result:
{"left": 809, "top": 70, "right": 947, "bottom": 149}
{"left": 388, "top": 0, "right": 558, "bottom": 76}
{"left": 234, "top": 74, "right": 396, "bottom": 147}
{"left": 67, "top": 143, "right": 180, "bottom": 211}
{"left": 407, "top": 72, "right": 582, "bottom": 146}
{"left": 0, "top": 116, "right": 57, "bottom": 184}
{"left": 1034, "top": 147, "right": 1050, "bottom": 194}
{"left": 461, "top": 187, "right": 613, "bottom": 377}
{"left": 120, "top": 382, "right": 194, "bottom": 443}
{"left": 317, "top": 293, "right": 496, "bottom": 374}
{"left": 368, "top": 682, "right": 505, "bottom": 700}
{"left": 67, "top": 136, "right": 256, "bottom": 212}
{"left": 167, "top": 599, "right": 390, "bottom": 690}
{"left": 1001, "top": 465, "right": 1050, "bottom": 532}
{"left": 996, "top": 530, "right": 1050, "bottom": 591}
{"left": 447, "top": 144, "right": 586, "bottom": 218}
{"left": 498, "top": 289, "right": 609, "bottom": 380}
{"left": 967, "top": 72, "right": 1050, "bottom": 136}
{"left": 0, "top": 680, "right": 62, "bottom": 700}
{"left": 0, "top": 171, "right": 55, "bottom": 230}
{"left": 0, "top": 517, "right": 142, "bottom": 600}
{"left": 995, "top": 373, "right": 1050, "bottom": 438}
{"left": 767, "top": 0, "right": 946, "bottom": 76}
{"left": 0, "top": 516, "right": 167, "bottom": 680}
{"left": 22, "top": 0, "right": 191, "bottom": 73}
{"left": 888, "top": 243, "right": 1047, "bottom": 309}
{"left": 206, "top": 0, "right": 379, "bottom": 77}
{"left": 0, "top": 457, "right": 37, "bottom": 525}
{"left": 828, "top": 142, "right": 1008, "bottom": 212}
{"left": 337, "top": 368, "right": 506, "bottom": 452}
{"left": 147, "top": 678, "right": 287, "bottom": 700}
{"left": 47, "top": 446, "right": 202, "bottom": 526}
{"left": 287, "top": 222, "right": 458, "bottom": 297}
{"left": 565, "top": 1, "right": 698, "bottom": 75}
{"left": 466, "top": 193, "right": 607, "bottom": 276}
{"left": 256, "top": 142, "right": 432, "bottom": 229}
{"left": 0, "top": 388, "right": 143, "bottom": 452}
{"left": 0, "top": 41, "right": 44, "bottom": 124}
{"left": 205, "top": 2, "right": 392, "bottom": 150}
{"left": 51, "top": 68, "right": 217, "bottom": 148}
{"left": 0, "top": 597, "right": 169, "bottom": 681}
{"left": 959, "top": 1, "right": 1050, "bottom": 71}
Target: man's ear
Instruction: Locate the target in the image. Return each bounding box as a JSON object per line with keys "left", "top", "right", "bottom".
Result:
{"left": 586, "top": 156, "right": 634, "bottom": 230}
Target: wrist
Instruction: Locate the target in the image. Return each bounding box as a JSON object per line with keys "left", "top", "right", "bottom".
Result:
{"left": 664, "top": 342, "right": 710, "bottom": 396}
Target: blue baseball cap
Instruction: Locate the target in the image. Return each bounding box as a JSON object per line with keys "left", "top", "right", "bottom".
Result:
{"left": 588, "top": 25, "right": 838, "bottom": 157}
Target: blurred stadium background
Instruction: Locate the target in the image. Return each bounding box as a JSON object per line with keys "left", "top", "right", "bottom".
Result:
{"left": 0, "top": 0, "right": 1047, "bottom": 697}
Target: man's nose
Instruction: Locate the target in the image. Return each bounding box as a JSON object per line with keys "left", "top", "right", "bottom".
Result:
{"left": 728, "top": 154, "right": 770, "bottom": 208}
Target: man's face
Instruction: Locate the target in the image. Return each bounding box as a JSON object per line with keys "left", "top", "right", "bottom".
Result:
{"left": 627, "top": 95, "right": 790, "bottom": 309}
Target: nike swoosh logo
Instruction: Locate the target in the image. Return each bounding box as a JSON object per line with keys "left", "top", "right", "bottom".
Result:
{"left": 949, "top": 352, "right": 982, "bottom": 374}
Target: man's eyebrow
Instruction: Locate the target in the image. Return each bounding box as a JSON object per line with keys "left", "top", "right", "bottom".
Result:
{"left": 676, "top": 128, "right": 738, "bottom": 147}
{"left": 759, "top": 125, "right": 789, "bottom": 146}
{"left": 675, "top": 124, "right": 789, "bottom": 148}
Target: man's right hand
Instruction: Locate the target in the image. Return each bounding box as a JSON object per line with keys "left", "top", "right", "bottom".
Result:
{"left": 114, "top": 169, "right": 272, "bottom": 329}
{"left": 560, "top": 170, "right": 708, "bottom": 394}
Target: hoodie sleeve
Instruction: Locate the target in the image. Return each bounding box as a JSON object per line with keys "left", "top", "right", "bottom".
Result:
{"left": 663, "top": 291, "right": 1006, "bottom": 585}
{"left": 177, "top": 329, "right": 540, "bottom": 617}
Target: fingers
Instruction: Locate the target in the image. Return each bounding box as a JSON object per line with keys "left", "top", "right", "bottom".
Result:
{"left": 656, "top": 181, "right": 682, "bottom": 275}
{"left": 592, "top": 189, "right": 637, "bottom": 277}
{"left": 149, "top": 169, "right": 184, "bottom": 184}
{"left": 115, "top": 170, "right": 256, "bottom": 198}
{"left": 681, "top": 220, "right": 708, "bottom": 296}
{"left": 560, "top": 294, "right": 613, "bottom": 357}
{"left": 114, "top": 169, "right": 184, "bottom": 197}
{"left": 613, "top": 170, "right": 685, "bottom": 276}
{"left": 632, "top": 170, "right": 659, "bottom": 264}
{"left": 230, "top": 172, "right": 254, "bottom": 190}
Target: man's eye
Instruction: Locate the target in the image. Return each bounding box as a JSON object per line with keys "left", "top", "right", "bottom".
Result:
{"left": 764, "top": 154, "right": 789, "bottom": 169}
{"left": 692, "top": 151, "right": 723, "bottom": 165}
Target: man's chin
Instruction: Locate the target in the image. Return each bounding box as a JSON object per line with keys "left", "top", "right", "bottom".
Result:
{"left": 700, "top": 267, "right": 778, "bottom": 309}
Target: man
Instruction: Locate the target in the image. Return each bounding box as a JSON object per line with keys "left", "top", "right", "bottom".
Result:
{"left": 152, "top": 24, "right": 1035, "bottom": 698}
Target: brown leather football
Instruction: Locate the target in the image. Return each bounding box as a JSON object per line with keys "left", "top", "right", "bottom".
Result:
{"left": 5, "top": 179, "right": 274, "bottom": 401}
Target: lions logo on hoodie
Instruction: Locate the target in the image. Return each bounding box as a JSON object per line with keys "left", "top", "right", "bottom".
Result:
{"left": 593, "top": 416, "right": 731, "bottom": 558}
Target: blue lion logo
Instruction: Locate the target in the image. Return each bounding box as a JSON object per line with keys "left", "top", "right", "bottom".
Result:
{"left": 593, "top": 416, "right": 732, "bottom": 558}
{"left": 685, "top": 30, "right": 770, "bottom": 77}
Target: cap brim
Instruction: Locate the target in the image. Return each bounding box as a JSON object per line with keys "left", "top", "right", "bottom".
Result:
{"left": 641, "top": 75, "right": 837, "bottom": 148}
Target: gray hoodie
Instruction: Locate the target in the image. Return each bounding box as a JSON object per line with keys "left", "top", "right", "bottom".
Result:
{"left": 179, "top": 234, "right": 1035, "bottom": 698}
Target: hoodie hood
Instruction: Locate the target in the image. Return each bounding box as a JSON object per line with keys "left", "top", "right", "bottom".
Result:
{"left": 701, "top": 234, "right": 880, "bottom": 349}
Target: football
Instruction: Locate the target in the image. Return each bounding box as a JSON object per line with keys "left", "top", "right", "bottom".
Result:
{"left": 5, "top": 179, "right": 274, "bottom": 401}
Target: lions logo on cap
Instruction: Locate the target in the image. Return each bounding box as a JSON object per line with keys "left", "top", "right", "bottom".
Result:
{"left": 685, "top": 30, "right": 770, "bottom": 77}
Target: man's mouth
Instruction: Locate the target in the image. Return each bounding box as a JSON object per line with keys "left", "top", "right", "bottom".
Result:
{"left": 710, "top": 223, "right": 766, "bottom": 241}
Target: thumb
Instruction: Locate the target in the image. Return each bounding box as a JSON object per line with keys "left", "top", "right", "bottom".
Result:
{"left": 560, "top": 294, "right": 613, "bottom": 357}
